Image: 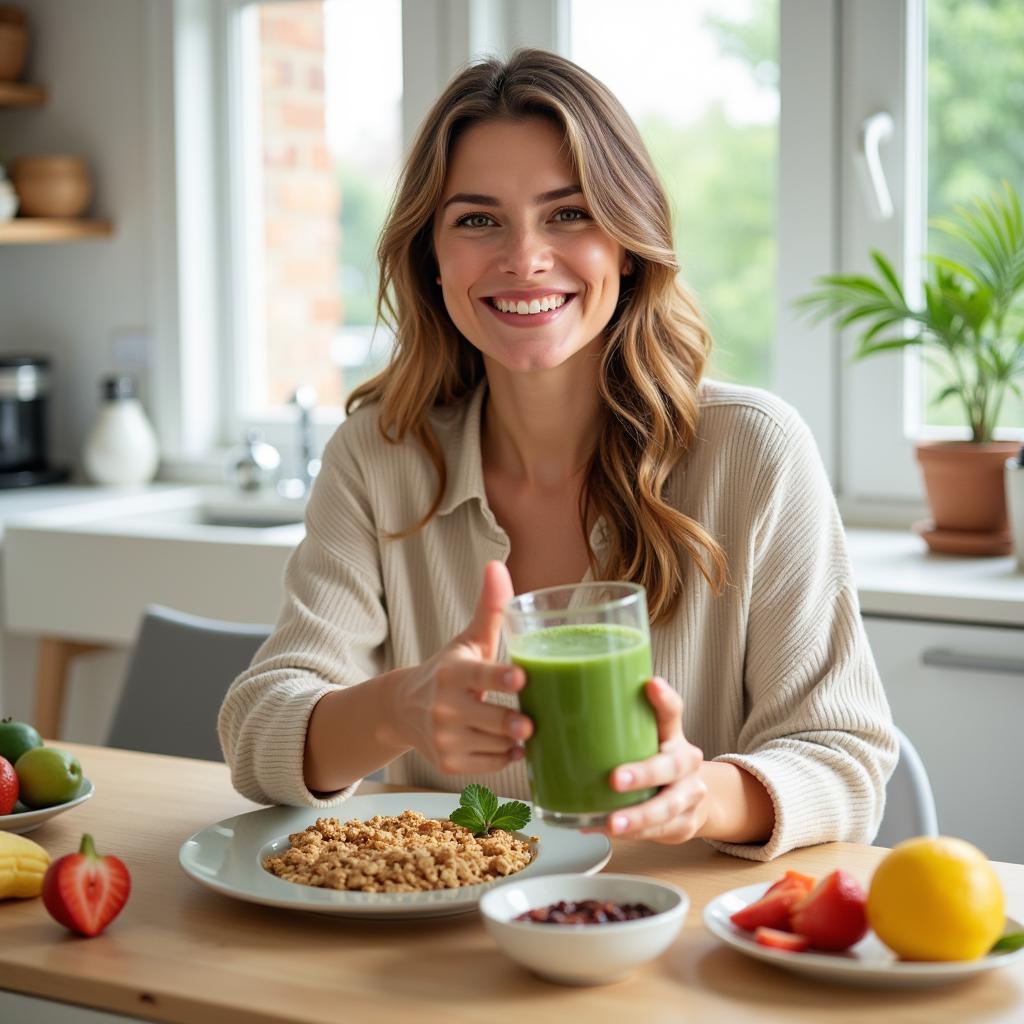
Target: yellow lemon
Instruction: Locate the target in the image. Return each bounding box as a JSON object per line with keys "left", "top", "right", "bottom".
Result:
{"left": 867, "top": 836, "right": 1005, "bottom": 961}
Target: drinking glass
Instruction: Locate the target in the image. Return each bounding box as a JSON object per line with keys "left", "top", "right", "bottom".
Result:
{"left": 504, "top": 582, "right": 658, "bottom": 828}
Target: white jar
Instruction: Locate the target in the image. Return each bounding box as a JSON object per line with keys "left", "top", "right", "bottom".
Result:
{"left": 0, "top": 167, "right": 18, "bottom": 222}
{"left": 83, "top": 375, "right": 159, "bottom": 485}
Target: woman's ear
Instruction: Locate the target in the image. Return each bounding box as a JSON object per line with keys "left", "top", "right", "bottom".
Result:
{"left": 621, "top": 258, "right": 634, "bottom": 276}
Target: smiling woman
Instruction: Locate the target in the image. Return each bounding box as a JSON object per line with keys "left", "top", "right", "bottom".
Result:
{"left": 218, "top": 48, "right": 898, "bottom": 865}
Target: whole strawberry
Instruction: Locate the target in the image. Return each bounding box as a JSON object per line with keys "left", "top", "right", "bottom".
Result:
{"left": 42, "top": 834, "right": 131, "bottom": 937}
{"left": 0, "top": 755, "right": 18, "bottom": 815}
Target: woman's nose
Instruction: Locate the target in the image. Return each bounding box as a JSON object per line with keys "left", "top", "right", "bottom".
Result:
{"left": 499, "top": 226, "right": 554, "bottom": 277}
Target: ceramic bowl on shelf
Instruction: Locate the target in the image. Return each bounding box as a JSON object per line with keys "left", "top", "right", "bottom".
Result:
{"left": 11, "top": 155, "right": 93, "bottom": 218}
{"left": 479, "top": 872, "right": 689, "bottom": 986}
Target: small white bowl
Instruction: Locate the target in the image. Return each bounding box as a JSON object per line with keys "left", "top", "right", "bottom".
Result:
{"left": 479, "top": 873, "right": 689, "bottom": 986}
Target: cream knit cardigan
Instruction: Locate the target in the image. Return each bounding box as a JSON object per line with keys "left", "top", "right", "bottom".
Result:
{"left": 218, "top": 379, "right": 898, "bottom": 862}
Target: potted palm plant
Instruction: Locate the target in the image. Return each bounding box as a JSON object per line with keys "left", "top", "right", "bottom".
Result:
{"left": 798, "top": 181, "right": 1024, "bottom": 555}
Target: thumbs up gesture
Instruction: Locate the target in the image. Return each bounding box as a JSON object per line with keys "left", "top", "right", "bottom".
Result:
{"left": 392, "top": 561, "right": 534, "bottom": 775}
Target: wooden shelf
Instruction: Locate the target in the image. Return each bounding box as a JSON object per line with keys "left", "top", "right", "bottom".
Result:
{"left": 0, "top": 82, "right": 47, "bottom": 107}
{"left": 0, "top": 219, "right": 113, "bottom": 244}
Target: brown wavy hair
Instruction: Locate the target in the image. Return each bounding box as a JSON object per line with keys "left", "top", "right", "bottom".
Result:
{"left": 347, "top": 48, "right": 727, "bottom": 622}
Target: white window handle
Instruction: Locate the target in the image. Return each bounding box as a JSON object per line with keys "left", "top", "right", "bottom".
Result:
{"left": 858, "top": 111, "right": 895, "bottom": 221}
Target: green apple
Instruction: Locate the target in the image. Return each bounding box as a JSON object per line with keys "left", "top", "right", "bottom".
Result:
{"left": 15, "top": 747, "right": 82, "bottom": 809}
{"left": 0, "top": 717, "right": 43, "bottom": 765}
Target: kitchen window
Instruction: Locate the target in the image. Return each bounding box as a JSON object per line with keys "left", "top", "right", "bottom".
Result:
{"left": 232, "top": 0, "right": 402, "bottom": 432}
{"left": 570, "top": 0, "right": 779, "bottom": 391}
{"left": 170, "top": 0, "right": 1021, "bottom": 512}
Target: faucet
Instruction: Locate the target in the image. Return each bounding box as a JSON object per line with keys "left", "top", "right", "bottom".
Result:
{"left": 276, "top": 385, "right": 320, "bottom": 499}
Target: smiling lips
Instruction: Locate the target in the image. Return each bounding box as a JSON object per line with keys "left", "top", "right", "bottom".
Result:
{"left": 489, "top": 293, "right": 570, "bottom": 315}
{"left": 483, "top": 292, "right": 575, "bottom": 324}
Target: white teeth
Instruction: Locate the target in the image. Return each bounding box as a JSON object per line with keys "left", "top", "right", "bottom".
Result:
{"left": 493, "top": 294, "right": 568, "bottom": 315}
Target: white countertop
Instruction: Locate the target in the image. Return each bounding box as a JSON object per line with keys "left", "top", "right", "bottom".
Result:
{"left": 846, "top": 529, "right": 1022, "bottom": 627}
{"left": 0, "top": 486, "right": 1021, "bottom": 632}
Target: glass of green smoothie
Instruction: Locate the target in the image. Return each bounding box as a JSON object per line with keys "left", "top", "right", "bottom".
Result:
{"left": 504, "top": 582, "right": 658, "bottom": 828}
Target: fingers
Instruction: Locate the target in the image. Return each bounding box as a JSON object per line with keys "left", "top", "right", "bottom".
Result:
{"left": 604, "top": 774, "right": 708, "bottom": 841}
{"left": 432, "top": 697, "right": 533, "bottom": 743}
{"left": 611, "top": 728, "right": 702, "bottom": 794}
{"left": 645, "top": 676, "right": 684, "bottom": 742}
{"left": 434, "top": 747, "right": 525, "bottom": 776}
{"left": 432, "top": 727, "right": 527, "bottom": 775}
{"left": 437, "top": 657, "right": 525, "bottom": 698}
{"left": 458, "top": 560, "right": 514, "bottom": 660}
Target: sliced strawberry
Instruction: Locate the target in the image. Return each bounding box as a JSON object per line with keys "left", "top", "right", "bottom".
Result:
{"left": 790, "top": 869, "right": 868, "bottom": 951}
{"left": 754, "top": 926, "right": 810, "bottom": 952}
{"left": 729, "top": 883, "right": 807, "bottom": 932}
{"left": 42, "top": 834, "right": 131, "bottom": 937}
{"left": 764, "top": 870, "right": 816, "bottom": 898}
{"left": 0, "top": 755, "right": 17, "bottom": 815}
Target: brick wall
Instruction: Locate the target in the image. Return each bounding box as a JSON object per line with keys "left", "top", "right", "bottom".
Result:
{"left": 259, "top": 3, "right": 342, "bottom": 408}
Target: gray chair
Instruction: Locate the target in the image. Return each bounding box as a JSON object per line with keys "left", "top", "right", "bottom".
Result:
{"left": 874, "top": 725, "right": 939, "bottom": 847}
{"left": 107, "top": 605, "right": 272, "bottom": 761}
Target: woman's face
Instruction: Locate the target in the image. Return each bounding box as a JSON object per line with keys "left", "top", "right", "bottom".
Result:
{"left": 432, "top": 117, "right": 628, "bottom": 374}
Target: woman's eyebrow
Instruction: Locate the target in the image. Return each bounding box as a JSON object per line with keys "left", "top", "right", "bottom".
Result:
{"left": 441, "top": 185, "right": 583, "bottom": 210}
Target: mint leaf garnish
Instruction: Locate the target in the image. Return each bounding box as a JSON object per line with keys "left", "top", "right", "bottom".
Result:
{"left": 449, "top": 785, "right": 531, "bottom": 837}
{"left": 991, "top": 932, "right": 1024, "bottom": 953}
{"left": 489, "top": 800, "right": 531, "bottom": 832}
{"left": 449, "top": 807, "right": 483, "bottom": 832}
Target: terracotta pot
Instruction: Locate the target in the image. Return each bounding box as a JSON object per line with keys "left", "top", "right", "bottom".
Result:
{"left": 11, "top": 155, "right": 92, "bottom": 218}
{"left": 0, "top": 20, "right": 27, "bottom": 81}
{"left": 914, "top": 440, "right": 1020, "bottom": 555}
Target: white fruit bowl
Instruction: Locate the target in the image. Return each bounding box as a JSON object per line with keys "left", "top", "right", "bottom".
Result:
{"left": 479, "top": 872, "right": 688, "bottom": 986}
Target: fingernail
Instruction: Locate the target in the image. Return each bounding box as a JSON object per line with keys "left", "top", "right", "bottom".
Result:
{"left": 503, "top": 669, "right": 519, "bottom": 686}
{"left": 611, "top": 815, "right": 628, "bottom": 834}
{"left": 617, "top": 770, "right": 634, "bottom": 789}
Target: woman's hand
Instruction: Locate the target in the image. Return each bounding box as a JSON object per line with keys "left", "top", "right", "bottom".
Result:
{"left": 591, "top": 677, "right": 709, "bottom": 843}
{"left": 391, "top": 560, "right": 533, "bottom": 775}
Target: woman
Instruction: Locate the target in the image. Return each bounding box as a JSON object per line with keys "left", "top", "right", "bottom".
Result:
{"left": 218, "top": 49, "right": 897, "bottom": 861}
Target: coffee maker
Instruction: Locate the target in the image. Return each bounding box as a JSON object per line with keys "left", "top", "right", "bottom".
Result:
{"left": 0, "top": 355, "right": 69, "bottom": 487}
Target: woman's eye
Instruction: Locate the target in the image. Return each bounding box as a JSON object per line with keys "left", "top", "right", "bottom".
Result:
{"left": 455, "top": 212, "right": 496, "bottom": 228}
{"left": 553, "top": 207, "right": 590, "bottom": 223}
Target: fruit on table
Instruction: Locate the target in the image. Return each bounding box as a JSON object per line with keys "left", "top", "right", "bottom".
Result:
{"left": 763, "top": 870, "right": 816, "bottom": 899}
{"left": 867, "top": 836, "right": 1005, "bottom": 961}
{"left": 42, "top": 834, "right": 131, "bottom": 937}
{"left": 754, "top": 926, "right": 809, "bottom": 952}
{"left": 0, "top": 830, "right": 51, "bottom": 899}
{"left": 790, "top": 869, "right": 869, "bottom": 951}
{"left": 0, "top": 756, "right": 17, "bottom": 816}
{"left": 730, "top": 871, "right": 815, "bottom": 932}
{"left": 14, "top": 746, "right": 82, "bottom": 809}
{"left": 0, "top": 717, "right": 43, "bottom": 766}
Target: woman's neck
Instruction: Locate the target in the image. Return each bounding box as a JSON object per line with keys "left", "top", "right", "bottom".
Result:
{"left": 481, "top": 352, "right": 604, "bottom": 490}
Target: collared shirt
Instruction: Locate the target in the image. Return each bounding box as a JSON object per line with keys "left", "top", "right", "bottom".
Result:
{"left": 219, "top": 378, "right": 897, "bottom": 861}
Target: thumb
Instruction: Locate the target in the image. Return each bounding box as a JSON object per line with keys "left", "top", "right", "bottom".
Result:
{"left": 459, "top": 560, "right": 514, "bottom": 660}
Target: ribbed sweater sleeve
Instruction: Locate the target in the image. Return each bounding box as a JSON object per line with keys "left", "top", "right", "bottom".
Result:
{"left": 704, "top": 405, "right": 898, "bottom": 861}
{"left": 217, "top": 422, "right": 388, "bottom": 806}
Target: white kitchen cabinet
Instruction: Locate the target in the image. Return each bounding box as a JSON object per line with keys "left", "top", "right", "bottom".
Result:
{"left": 863, "top": 615, "right": 1024, "bottom": 863}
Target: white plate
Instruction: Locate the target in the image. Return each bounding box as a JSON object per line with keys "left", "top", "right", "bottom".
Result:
{"left": 179, "top": 791, "right": 613, "bottom": 919}
{"left": 0, "top": 778, "right": 95, "bottom": 835}
{"left": 704, "top": 881, "right": 1024, "bottom": 988}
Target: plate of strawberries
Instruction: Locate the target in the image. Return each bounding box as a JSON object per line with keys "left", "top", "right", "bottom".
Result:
{"left": 703, "top": 869, "right": 1024, "bottom": 988}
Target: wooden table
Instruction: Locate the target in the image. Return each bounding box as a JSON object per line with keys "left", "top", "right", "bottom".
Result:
{"left": 0, "top": 744, "right": 1022, "bottom": 1023}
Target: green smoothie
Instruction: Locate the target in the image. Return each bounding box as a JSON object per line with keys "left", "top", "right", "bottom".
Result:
{"left": 511, "top": 623, "right": 657, "bottom": 817}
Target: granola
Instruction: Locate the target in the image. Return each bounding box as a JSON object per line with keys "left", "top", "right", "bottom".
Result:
{"left": 263, "top": 810, "right": 533, "bottom": 893}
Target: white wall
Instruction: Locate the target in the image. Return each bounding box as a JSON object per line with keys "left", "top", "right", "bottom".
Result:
{"left": 0, "top": 1, "right": 162, "bottom": 740}
{"left": 0, "top": 0, "right": 160, "bottom": 472}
